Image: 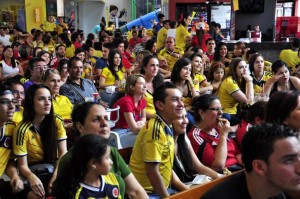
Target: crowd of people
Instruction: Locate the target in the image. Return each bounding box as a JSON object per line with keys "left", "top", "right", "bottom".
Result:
{"left": 1, "top": 11, "right": 300, "bottom": 199}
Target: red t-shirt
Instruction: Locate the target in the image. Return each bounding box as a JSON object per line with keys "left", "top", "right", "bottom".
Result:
{"left": 111, "top": 95, "right": 146, "bottom": 129}
{"left": 187, "top": 126, "right": 240, "bottom": 167}
{"left": 235, "top": 120, "right": 251, "bottom": 150}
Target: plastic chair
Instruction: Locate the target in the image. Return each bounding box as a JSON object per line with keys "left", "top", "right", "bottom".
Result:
{"left": 106, "top": 105, "right": 120, "bottom": 128}
{"left": 109, "top": 131, "right": 123, "bottom": 149}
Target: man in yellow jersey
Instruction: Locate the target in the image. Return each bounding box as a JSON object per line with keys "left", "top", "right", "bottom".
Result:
{"left": 0, "top": 84, "right": 29, "bottom": 198}
{"left": 129, "top": 82, "right": 185, "bottom": 198}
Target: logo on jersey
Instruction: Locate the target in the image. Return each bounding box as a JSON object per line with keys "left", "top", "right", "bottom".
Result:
{"left": 112, "top": 187, "right": 119, "bottom": 198}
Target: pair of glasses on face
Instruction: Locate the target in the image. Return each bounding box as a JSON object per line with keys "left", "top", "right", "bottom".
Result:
{"left": 0, "top": 99, "right": 18, "bottom": 106}
{"left": 207, "top": 107, "right": 224, "bottom": 112}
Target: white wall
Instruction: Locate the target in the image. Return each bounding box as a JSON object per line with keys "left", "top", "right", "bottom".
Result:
{"left": 78, "top": 0, "right": 131, "bottom": 36}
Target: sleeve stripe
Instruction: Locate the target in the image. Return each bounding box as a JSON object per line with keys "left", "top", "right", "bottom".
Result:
{"left": 16, "top": 121, "right": 31, "bottom": 146}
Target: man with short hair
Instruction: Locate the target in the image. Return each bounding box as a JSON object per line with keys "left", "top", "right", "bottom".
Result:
{"left": 154, "top": 13, "right": 165, "bottom": 34}
{"left": 159, "top": 36, "right": 184, "bottom": 71}
{"left": 52, "top": 44, "right": 66, "bottom": 69}
{"left": 201, "top": 123, "right": 300, "bottom": 199}
{"left": 129, "top": 82, "right": 185, "bottom": 198}
{"left": 0, "top": 26, "right": 11, "bottom": 46}
{"left": 71, "top": 32, "right": 83, "bottom": 49}
{"left": 24, "top": 57, "right": 48, "bottom": 90}
{"left": 0, "top": 84, "right": 29, "bottom": 198}
{"left": 129, "top": 30, "right": 142, "bottom": 51}
{"left": 59, "top": 57, "right": 99, "bottom": 104}
{"left": 114, "top": 38, "right": 134, "bottom": 71}
{"left": 205, "top": 38, "right": 216, "bottom": 62}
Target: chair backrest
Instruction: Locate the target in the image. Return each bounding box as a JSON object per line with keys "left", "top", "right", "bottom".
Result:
{"left": 109, "top": 131, "right": 123, "bottom": 149}
{"left": 117, "top": 147, "right": 133, "bottom": 165}
{"left": 106, "top": 105, "right": 120, "bottom": 128}
{"left": 165, "top": 171, "right": 242, "bottom": 199}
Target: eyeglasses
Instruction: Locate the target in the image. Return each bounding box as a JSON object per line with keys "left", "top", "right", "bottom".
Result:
{"left": 0, "top": 99, "right": 18, "bottom": 106}
{"left": 166, "top": 41, "right": 173, "bottom": 43}
{"left": 207, "top": 107, "right": 224, "bottom": 112}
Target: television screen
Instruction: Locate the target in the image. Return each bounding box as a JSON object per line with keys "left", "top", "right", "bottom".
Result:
{"left": 238, "top": 0, "right": 264, "bottom": 13}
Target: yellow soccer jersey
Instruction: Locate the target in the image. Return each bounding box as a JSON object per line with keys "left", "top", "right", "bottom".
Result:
{"left": 156, "top": 27, "right": 168, "bottom": 49}
{"left": 65, "top": 44, "right": 75, "bottom": 58}
{"left": 100, "top": 67, "right": 125, "bottom": 86}
{"left": 159, "top": 47, "right": 184, "bottom": 71}
{"left": 42, "top": 21, "right": 57, "bottom": 32}
{"left": 144, "top": 91, "right": 156, "bottom": 117}
{"left": 193, "top": 73, "right": 207, "bottom": 92}
{"left": 12, "top": 106, "right": 23, "bottom": 125}
{"left": 129, "top": 115, "right": 174, "bottom": 193}
{"left": 252, "top": 71, "right": 273, "bottom": 95}
{"left": 279, "top": 49, "right": 300, "bottom": 71}
{"left": 74, "top": 172, "right": 121, "bottom": 199}
{"left": 13, "top": 116, "right": 67, "bottom": 164}
{"left": 217, "top": 76, "right": 240, "bottom": 114}
{"left": 0, "top": 121, "right": 15, "bottom": 176}
{"left": 175, "top": 24, "right": 190, "bottom": 50}
{"left": 53, "top": 95, "right": 73, "bottom": 120}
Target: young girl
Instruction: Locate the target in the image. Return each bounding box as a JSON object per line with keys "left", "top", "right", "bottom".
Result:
{"left": 207, "top": 62, "right": 225, "bottom": 94}
{"left": 53, "top": 134, "right": 121, "bottom": 199}
{"left": 189, "top": 53, "right": 213, "bottom": 94}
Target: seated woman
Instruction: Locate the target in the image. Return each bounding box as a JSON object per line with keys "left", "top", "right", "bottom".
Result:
{"left": 53, "top": 102, "right": 148, "bottom": 199}
{"left": 217, "top": 57, "right": 254, "bottom": 125}
{"left": 189, "top": 53, "right": 213, "bottom": 94}
{"left": 56, "top": 59, "right": 69, "bottom": 84}
{"left": 171, "top": 58, "right": 199, "bottom": 112}
{"left": 212, "top": 42, "right": 231, "bottom": 68}
{"left": 41, "top": 68, "right": 73, "bottom": 120}
{"left": 111, "top": 74, "right": 147, "bottom": 147}
{"left": 52, "top": 134, "right": 121, "bottom": 199}
{"left": 140, "top": 55, "right": 164, "bottom": 119}
{"left": 173, "top": 108, "right": 223, "bottom": 184}
{"left": 99, "top": 49, "right": 126, "bottom": 107}
{"left": 0, "top": 46, "right": 24, "bottom": 82}
{"left": 263, "top": 60, "right": 300, "bottom": 97}
{"left": 187, "top": 94, "right": 242, "bottom": 172}
{"left": 74, "top": 48, "right": 93, "bottom": 80}
{"left": 248, "top": 53, "right": 273, "bottom": 95}
{"left": 207, "top": 62, "right": 225, "bottom": 94}
{"left": 13, "top": 84, "right": 67, "bottom": 198}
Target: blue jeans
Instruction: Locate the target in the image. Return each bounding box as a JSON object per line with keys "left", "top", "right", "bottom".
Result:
{"left": 113, "top": 128, "right": 137, "bottom": 148}
{"left": 148, "top": 188, "right": 177, "bottom": 199}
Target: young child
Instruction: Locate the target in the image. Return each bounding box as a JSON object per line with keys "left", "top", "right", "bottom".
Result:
{"left": 52, "top": 134, "right": 121, "bottom": 199}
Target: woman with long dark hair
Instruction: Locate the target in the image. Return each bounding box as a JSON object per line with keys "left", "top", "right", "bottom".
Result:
{"left": 173, "top": 109, "right": 222, "bottom": 183}
{"left": 13, "top": 84, "right": 67, "bottom": 198}
{"left": 0, "top": 46, "right": 23, "bottom": 82}
{"left": 175, "top": 13, "right": 192, "bottom": 51}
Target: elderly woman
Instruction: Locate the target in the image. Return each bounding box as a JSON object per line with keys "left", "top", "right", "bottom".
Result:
{"left": 187, "top": 94, "right": 242, "bottom": 171}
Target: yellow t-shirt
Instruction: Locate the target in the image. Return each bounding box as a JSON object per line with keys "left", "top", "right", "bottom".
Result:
{"left": 13, "top": 116, "right": 67, "bottom": 164}
{"left": 100, "top": 67, "right": 125, "bottom": 86}
{"left": 217, "top": 76, "right": 240, "bottom": 114}
{"left": 144, "top": 91, "right": 156, "bottom": 117}
{"left": 129, "top": 115, "right": 174, "bottom": 193}
{"left": 156, "top": 27, "right": 168, "bottom": 49}
{"left": 0, "top": 121, "right": 15, "bottom": 176}
{"left": 175, "top": 24, "right": 190, "bottom": 50}
{"left": 94, "top": 50, "right": 103, "bottom": 59}
{"left": 53, "top": 95, "right": 73, "bottom": 120}
{"left": 42, "top": 21, "right": 57, "bottom": 32}
{"left": 279, "top": 49, "right": 300, "bottom": 71}
{"left": 65, "top": 44, "right": 75, "bottom": 58}
{"left": 12, "top": 106, "right": 23, "bottom": 125}
{"left": 56, "top": 23, "right": 68, "bottom": 34}
{"left": 193, "top": 73, "right": 207, "bottom": 92}
{"left": 159, "top": 47, "right": 184, "bottom": 71}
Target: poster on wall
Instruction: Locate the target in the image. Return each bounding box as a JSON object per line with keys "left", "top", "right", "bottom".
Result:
{"left": 211, "top": 5, "right": 231, "bottom": 29}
